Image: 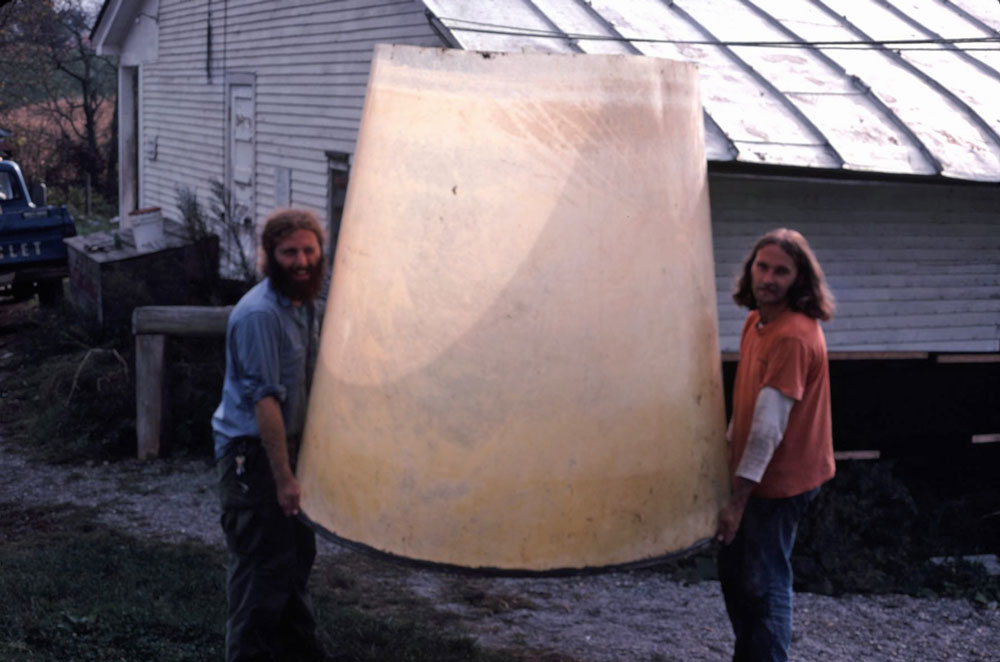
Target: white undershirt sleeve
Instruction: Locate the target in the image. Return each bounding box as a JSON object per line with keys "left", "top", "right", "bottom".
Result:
{"left": 734, "top": 386, "right": 795, "bottom": 483}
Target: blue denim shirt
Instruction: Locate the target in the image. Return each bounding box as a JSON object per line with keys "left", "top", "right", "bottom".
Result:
{"left": 211, "top": 278, "right": 318, "bottom": 458}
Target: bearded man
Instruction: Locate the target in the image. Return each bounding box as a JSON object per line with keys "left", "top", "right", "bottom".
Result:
{"left": 212, "top": 208, "right": 328, "bottom": 662}
{"left": 716, "top": 228, "right": 836, "bottom": 662}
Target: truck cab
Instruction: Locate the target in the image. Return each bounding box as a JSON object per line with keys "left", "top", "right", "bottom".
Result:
{"left": 0, "top": 161, "right": 30, "bottom": 209}
{"left": 0, "top": 158, "right": 77, "bottom": 303}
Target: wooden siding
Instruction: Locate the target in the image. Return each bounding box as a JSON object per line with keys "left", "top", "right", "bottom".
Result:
{"left": 710, "top": 172, "right": 1000, "bottom": 353}
{"left": 132, "top": 2, "right": 1000, "bottom": 354}
{"left": 138, "top": 0, "right": 444, "bottom": 270}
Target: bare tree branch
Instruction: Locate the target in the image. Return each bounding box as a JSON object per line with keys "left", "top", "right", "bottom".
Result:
{"left": 0, "top": 0, "right": 116, "bottom": 194}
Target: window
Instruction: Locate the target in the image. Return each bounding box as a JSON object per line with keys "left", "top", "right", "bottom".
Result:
{"left": 0, "top": 172, "right": 19, "bottom": 201}
{"left": 326, "top": 150, "right": 351, "bottom": 265}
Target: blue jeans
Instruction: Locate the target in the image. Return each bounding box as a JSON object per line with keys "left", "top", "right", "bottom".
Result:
{"left": 717, "top": 488, "right": 818, "bottom": 662}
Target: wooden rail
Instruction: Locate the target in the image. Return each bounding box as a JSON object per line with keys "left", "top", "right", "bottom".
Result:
{"left": 132, "top": 306, "right": 232, "bottom": 459}
{"left": 132, "top": 306, "right": 997, "bottom": 460}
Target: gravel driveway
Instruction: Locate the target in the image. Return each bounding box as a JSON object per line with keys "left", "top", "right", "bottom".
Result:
{"left": 1, "top": 446, "right": 997, "bottom": 662}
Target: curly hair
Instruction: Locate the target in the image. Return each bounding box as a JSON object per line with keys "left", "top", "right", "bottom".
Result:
{"left": 259, "top": 207, "right": 325, "bottom": 277}
{"left": 732, "top": 228, "right": 835, "bottom": 321}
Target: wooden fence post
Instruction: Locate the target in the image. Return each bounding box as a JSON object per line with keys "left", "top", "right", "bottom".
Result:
{"left": 135, "top": 333, "right": 166, "bottom": 459}
{"left": 132, "top": 305, "right": 233, "bottom": 459}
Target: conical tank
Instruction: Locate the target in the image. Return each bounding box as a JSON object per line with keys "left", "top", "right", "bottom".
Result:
{"left": 297, "top": 44, "right": 729, "bottom": 572}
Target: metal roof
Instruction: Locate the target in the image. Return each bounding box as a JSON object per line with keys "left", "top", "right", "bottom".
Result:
{"left": 422, "top": 0, "right": 1000, "bottom": 182}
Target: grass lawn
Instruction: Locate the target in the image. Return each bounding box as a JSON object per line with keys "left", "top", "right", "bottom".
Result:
{"left": 0, "top": 501, "right": 514, "bottom": 662}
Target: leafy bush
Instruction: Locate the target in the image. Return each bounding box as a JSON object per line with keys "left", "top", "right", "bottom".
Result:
{"left": 794, "top": 460, "right": 920, "bottom": 594}
{"left": 648, "top": 459, "right": 999, "bottom": 606}
{"left": 176, "top": 181, "right": 258, "bottom": 283}
{"left": 0, "top": 293, "right": 247, "bottom": 463}
{"left": 793, "top": 459, "right": 1000, "bottom": 603}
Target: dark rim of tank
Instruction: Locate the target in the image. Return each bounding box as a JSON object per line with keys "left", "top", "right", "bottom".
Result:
{"left": 299, "top": 511, "right": 715, "bottom": 578}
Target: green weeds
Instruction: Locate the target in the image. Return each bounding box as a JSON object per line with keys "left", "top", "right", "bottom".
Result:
{"left": 0, "top": 298, "right": 231, "bottom": 463}
{"left": 0, "top": 302, "right": 135, "bottom": 463}
{"left": 651, "top": 459, "right": 1000, "bottom": 607}
{"left": 0, "top": 502, "right": 516, "bottom": 661}
{"left": 0, "top": 503, "right": 225, "bottom": 661}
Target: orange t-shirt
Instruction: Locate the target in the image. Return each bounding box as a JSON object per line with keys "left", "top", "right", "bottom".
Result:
{"left": 729, "top": 309, "right": 835, "bottom": 498}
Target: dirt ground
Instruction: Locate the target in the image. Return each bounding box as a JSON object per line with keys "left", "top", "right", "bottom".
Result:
{"left": 0, "top": 445, "right": 997, "bottom": 662}
{"left": 1, "top": 298, "right": 998, "bottom": 661}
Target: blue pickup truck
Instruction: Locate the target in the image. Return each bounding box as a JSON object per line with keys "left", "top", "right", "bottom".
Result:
{"left": 0, "top": 158, "right": 77, "bottom": 304}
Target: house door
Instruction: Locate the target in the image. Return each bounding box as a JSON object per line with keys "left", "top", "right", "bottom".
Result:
{"left": 228, "top": 81, "right": 255, "bottom": 225}
{"left": 225, "top": 74, "right": 256, "bottom": 276}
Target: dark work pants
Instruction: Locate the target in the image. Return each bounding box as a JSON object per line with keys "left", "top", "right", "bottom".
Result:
{"left": 717, "top": 488, "right": 818, "bottom": 662}
{"left": 218, "top": 438, "right": 323, "bottom": 662}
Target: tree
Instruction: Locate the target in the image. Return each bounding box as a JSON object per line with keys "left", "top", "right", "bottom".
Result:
{"left": 0, "top": 0, "right": 116, "bottom": 197}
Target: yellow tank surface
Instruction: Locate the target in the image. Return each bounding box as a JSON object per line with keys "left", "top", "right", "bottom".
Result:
{"left": 297, "top": 44, "right": 729, "bottom": 572}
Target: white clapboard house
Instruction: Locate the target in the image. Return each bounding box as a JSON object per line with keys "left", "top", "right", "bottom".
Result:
{"left": 93, "top": 0, "right": 1000, "bottom": 450}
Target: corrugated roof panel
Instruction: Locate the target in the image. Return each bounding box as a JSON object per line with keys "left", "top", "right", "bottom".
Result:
{"left": 528, "top": 1, "right": 740, "bottom": 159}
{"left": 949, "top": 0, "right": 1000, "bottom": 32}
{"left": 568, "top": 1, "right": 745, "bottom": 160}
{"left": 783, "top": 92, "right": 937, "bottom": 173}
{"left": 425, "top": 0, "right": 576, "bottom": 53}
{"left": 901, "top": 0, "right": 990, "bottom": 35}
{"left": 731, "top": 141, "right": 839, "bottom": 166}
{"left": 421, "top": 0, "right": 1000, "bottom": 181}
{"left": 682, "top": 0, "right": 851, "bottom": 96}
{"left": 753, "top": 0, "right": 997, "bottom": 180}
{"left": 826, "top": 2, "right": 1000, "bottom": 130}
{"left": 894, "top": 45, "right": 1000, "bottom": 151}
{"left": 815, "top": 0, "right": 1000, "bottom": 180}
{"left": 703, "top": 116, "right": 738, "bottom": 161}
{"left": 677, "top": 0, "right": 935, "bottom": 175}
{"left": 591, "top": 0, "right": 839, "bottom": 167}
{"left": 899, "top": 0, "right": 1000, "bottom": 73}
{"left": 867, "top": 1, "right": 1000, "bottom": 104}
{"left": 426, "top": 0, "right": 740, "bottom": 160}
{"left": 530, "top": 0, "right": 634, "bottom": 55}
{"left": 750, "top": 0, "right": 943, "bottom": 174}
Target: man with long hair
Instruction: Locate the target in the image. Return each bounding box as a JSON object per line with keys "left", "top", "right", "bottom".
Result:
{"left": 212, "top": 208, "right": 328, "bottom": 661}
{"left": 716, "top": 228, "right": 836, "bottom": 662}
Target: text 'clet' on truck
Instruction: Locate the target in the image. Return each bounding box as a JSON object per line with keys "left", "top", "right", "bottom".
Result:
{"left": 0, "top": 158, "right": 77, "bottom": 304}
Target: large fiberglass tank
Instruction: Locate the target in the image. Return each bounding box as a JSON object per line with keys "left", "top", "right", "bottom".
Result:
{"left": 297, "top": 44, "right": 729, "bottom": 572}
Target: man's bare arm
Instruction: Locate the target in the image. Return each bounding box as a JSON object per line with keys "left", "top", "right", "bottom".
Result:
{"left": 255, "top": 396, "right": 300, "bottom": 516}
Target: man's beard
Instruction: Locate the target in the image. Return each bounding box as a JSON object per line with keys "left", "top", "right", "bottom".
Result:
{"left": 269, "top": 257, "right": 324, "bottom": 303}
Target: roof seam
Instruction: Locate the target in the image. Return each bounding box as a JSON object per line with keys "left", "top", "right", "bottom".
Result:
{"left": 522, "top": 0, "right": 586, "bottom": 53}
{"left": 741, "top": 0, "right": 942, "bottom": 175}
{"left": 782, "top": 91, "right": 865, "bottom": 96}
{"left": 569, "top": 0, "right": 740, "bottom": 160}
{"left": 667, "top": 0, "right": 846, "bottom": 168}
{"left": 703, "top": 112, "right": 740, "bottom": 159}
{"left": 874, "top": 0, "right": 1000, "bottom": 84}
{"left": 423, "top": 9, "right": 465, "bottom": 49}
{"left": 566, "top": 0, "right": 642, "bottom": 55}
{"left": 937, "top": 0, "right": 1000, "bottom": 39}
{"left": 808, "top": 0, "right": 1000, "bottom": 157}
{"left": 733, "top": 139, "right": 840, "bottom": 146}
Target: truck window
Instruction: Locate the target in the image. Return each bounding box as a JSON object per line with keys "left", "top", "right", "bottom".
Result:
{"left": 0, "top": 172, "right": 20, "bottom": 201}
